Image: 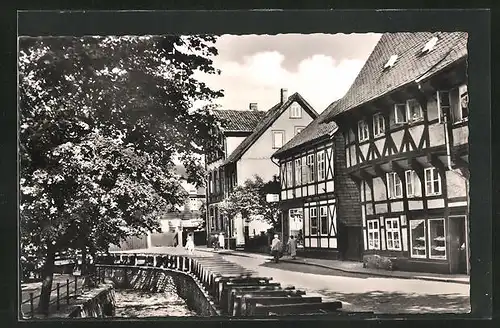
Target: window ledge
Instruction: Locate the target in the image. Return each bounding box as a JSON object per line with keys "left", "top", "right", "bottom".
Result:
{"left": 410, "top": 255, "right": 427, "bottom": 259}
{"left": 453, "top": 118, "right": 469, "bottom": 125}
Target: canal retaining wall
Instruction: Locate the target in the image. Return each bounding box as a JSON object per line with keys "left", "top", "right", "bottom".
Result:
{"left": 67, "top": 284, "right": 115, "bottom": 318}
{"left": 104, "top": 266, "right": 219, "bottom": 316}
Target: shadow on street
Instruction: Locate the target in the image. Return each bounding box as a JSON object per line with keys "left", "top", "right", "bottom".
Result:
{"left": 317, "top": 289, "right": 470, "bottom": 314}
{"left": 259, "top": 260, "right": 370, "bottom": 279}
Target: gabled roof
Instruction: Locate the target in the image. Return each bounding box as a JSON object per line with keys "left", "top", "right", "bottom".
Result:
{"left": 273, "top": 100, "right": 340, "bottom": 158}
{"left": 224, "top": 92, "right": 319, "bottom": 165}
{"left": 212, "top": 109, "right": 267, "bottom": 132}
{"left": 322, "top": 32, "right": 468, "bottom": 122}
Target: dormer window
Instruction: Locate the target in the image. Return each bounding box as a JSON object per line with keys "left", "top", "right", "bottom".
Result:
{"left": 421, "top": 36, "right": 439, "bottom": 54}
{"left": 384, "top": 55, "right": 398, "bottom": 70}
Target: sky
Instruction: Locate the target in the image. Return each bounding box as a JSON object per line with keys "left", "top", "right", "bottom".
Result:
{"left": 195, "top": 33, "right": 382, "bottom": 114}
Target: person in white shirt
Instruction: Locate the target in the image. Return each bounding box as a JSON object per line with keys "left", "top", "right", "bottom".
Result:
{"left": 270, "top": 234, "right": 282, "bottom": 263}
{"left": 218, "top": 232, "right": 225, "bottom": 250}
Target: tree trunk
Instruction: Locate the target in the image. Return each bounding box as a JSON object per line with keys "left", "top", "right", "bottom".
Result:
{"left": 38, "top": 247, "right": 56, "bottom": 315}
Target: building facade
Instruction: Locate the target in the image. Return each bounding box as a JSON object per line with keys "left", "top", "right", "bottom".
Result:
{"left": 206, "top": 89, "right": 318, "bottom": 247}
{"left": 321, "top": 32, "right": 469, "bottom": 274}
{"left": 272, "top": 102, "right": 363, "bottom": 260}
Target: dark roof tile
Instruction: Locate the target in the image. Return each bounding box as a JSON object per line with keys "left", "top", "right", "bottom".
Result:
{"left": 212, "top": 109, "right": 267, "bottom": 132}
{"left": 322, "top": 32, "right": 468, "bottom": 122}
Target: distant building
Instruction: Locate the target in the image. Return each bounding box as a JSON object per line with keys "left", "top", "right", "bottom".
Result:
{"left": 206, "top": 89, "right": 319, "bottom": 247}
{"left": 320, "top": 32, "right": 469, "bottom": 274}
{"left": 272, "top": 100, "right": 363, "bottom": 261}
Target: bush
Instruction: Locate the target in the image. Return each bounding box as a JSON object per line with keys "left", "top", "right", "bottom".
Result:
{"left": 363, "top": 254, "right": 396, "bottom": 271}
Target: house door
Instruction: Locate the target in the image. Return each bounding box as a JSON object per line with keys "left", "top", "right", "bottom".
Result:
{"left": 448, "top": 216, "right": 467, "bottom": 274}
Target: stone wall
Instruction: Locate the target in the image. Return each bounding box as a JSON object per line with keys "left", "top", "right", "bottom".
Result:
{"left": 105, "top": 266, "right": 219, "bottom": 316}
{"left": 67, "top": 284, "right": 115, "bottom": 318}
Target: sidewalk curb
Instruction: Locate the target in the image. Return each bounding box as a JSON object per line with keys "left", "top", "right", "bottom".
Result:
{"left": 278, "top": 259, "right": 470, "bottom": 285}
{"left": 196, "top": 248, "right": 469, "bottom": 285}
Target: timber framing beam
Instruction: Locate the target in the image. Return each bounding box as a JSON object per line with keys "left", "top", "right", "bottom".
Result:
{"left": 373, "top": 164, "right": 387, "bottom": 177}
{"left": 453, "top": 154, "right": 469, "bottom": 168}
{"left": 389, "top": 160, "right": 405, "bottom": 180}
{"left": 428, "top": 153, "right": 446, "bottom": 172}
{"left": 411, "top": 158, "right": 425, "bottom": 181}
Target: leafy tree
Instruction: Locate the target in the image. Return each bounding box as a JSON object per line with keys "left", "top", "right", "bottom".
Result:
{"left": 220, "top": 175, "right": 282, "bottom": 231}
{"left": 19, "top": 35, "right": 223, "bottom": 314}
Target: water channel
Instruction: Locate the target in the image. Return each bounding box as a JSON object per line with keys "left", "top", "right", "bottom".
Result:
{"left": 114, "top": 289, "right": 197, "bottom": 317}
{"left": 113, "top": 276, "right": 197, "bottom": 318}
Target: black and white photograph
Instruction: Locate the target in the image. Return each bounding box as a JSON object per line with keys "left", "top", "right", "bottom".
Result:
{"left": 16, "top": 10, "right": 489, "bottom": 321}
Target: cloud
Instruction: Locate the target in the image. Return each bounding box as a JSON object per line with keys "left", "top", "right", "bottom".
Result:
{"left": 196, "top": 51, "right": 365, "bottom": 113}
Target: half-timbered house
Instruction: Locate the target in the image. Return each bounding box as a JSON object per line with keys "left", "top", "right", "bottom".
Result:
{"left": 272, "top": 101, "right": 363, "bottom": 260}
{"left": 206, "top": 89, "right": 318, "bottom": 248}
{"left": 321, "top": 32, "right": 469, "bottom": 274}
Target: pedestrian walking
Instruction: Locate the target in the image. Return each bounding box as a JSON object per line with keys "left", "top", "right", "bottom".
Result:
{"left": 287, "top": 235, "right": 297, "bottom": 260}
{"left": 270, "top": 234, "right": 282, "bottom": 263}
{"left": 185, "top": 233, "right": 195, "bottom": 254}
{"left": 213, "top": 233, "right": 219, "bottom": 251}
{"left": 218, "top": 232, "right": 225, "bottom": 250}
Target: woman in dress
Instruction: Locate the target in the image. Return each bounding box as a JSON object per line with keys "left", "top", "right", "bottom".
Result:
{"left": 185, "top": 233, "right": 195, "bottom": 254}
{"left": 287, "top": 235, "right": 297, "bottom": 260}
{"left": 218, "top": 232, "right": 225, "bottom": 250}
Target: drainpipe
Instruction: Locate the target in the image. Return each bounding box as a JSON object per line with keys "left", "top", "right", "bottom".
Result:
{"left": 442, "top": 112, "right": 453, "bottom": 171}
{"left": 443, "top": 108, "right": 470, "bottom": 275}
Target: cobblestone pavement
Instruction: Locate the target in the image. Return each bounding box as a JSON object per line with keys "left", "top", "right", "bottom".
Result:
{"left": 220, "top": 254, "right": 471, "bottom": 314}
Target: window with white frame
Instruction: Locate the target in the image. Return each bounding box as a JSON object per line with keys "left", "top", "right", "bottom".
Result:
{"left": 272, "top": 131, "right": 285, "bottom": 149}
{"left": 295, "top": 126, "right": 305, "bottom": 135}
{"left": 394, "top": 103, "right": 407, "bottom": 124}
{"left": 320, "top": 206, "right": 328, "bottom": 235}
{"left": 280, "top": 163, "right": 286, "bottom": 188}
{"left": 290, "top": 103, "right": 302, "bottom": 118}
{"left": 410, "top": 219, "right": 426, "bottom": 258}
{"left": 306, "top": 154, "right": 315, "bottom": 183}
{"left": 407, "top": 99, "right": 423, "bottom": 122}
{"left": 301, "top": 157, "right": 308, "bottom": 184}
{"left": 317, "top": 151, "right": 326, "bottom": 181}
{"left": 387, "top": 172, "right": 403, "bottom": 199}
{"left": 214, "top": 170, "right": 218, "bottom": 193}
{"left": 310, "top": 207, "right": 318, "bottom": 235}
{"left": 286, "top": 161, "right": 293, "bottom": 188}
{"left": 373, "top": 113, "right": 385, "bottom": 137}
{"left": 424, "top": 167, "right": 441, "bottom": 196}
{"left": 367, "top": 219, "right": 380, "bottom": 250}
{"left": 437, "top": 90, "right": 451, "bottom": 123}
{"left": 428, "top": 218, "right": 446, "bottom": 259}
{"left": 405, "top": 170, "right": 417, "bottom": 198}
{"left": 358, "top": 120, "right": 369, "bottom": 141}
{"left": 449, "top": 85, "right": 469, "bottom": 123}
{"left": 385, "top": 218, "right": 402, "bottom": 251}
{"left": 294, "top": 158, "right": 302, "bottom": 186}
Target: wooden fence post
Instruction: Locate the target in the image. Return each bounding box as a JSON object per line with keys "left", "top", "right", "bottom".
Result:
{"left": 29, "top": 292, "right": 34, "bottom": 317}
{"left": 74, "top": 276, "right": 78, "bottom": 296}
{"left": 66, "top": 279, "right": 70, "bottom": 304}
{"left": 56, "top": 283, "right": 60, "bottom": 310}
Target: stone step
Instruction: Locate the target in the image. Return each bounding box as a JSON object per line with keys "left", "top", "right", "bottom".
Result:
{"left": 252, "top": 301, "right": 343, "bottom": 316}
{"left": 237, "top": 296, "right": 323, "bottom": 316}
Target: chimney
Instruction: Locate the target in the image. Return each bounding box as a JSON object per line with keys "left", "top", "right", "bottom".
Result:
{"left": 280, "top": 88, "right": 288, "bottom": 104}
{"left": 249, "top": 102, "right": 258, "bottom": 111}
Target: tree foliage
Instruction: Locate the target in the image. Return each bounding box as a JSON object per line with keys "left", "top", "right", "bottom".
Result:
{"left": 220, "top": 175, "right": 281, "bottom": 229}
{"left": 19, "top": 34, "right": 223, "bottom": 313}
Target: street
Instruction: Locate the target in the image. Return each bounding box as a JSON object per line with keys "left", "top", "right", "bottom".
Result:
{"left": 218, "top": 252, "right": 471, "bottom": 314}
